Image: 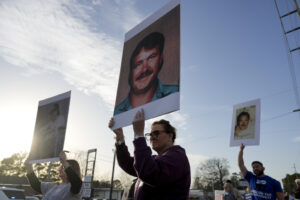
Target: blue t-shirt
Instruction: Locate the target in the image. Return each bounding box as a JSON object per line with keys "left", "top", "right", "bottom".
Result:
{"left": 245, "top": 171, "right": 283, "bottom": 200}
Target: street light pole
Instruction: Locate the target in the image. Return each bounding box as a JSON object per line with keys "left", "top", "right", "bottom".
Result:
{"left": 109, "top": 149, "right": 116, "bottom": 200}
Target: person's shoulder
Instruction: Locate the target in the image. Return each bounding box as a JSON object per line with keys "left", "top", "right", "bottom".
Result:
{"left": 264, "top": 175, "right": 280, "bottom": 184}
{"left": 41, "top": 181, "right": 58, "bottom": 193}
{"left": 245, "top": 171, "right": 255, "bottom": 179}
{"left": 41, "top": 181, "right": 57, "bottom": 187}
{"left": 167, "top": 145, "right": 185, "bottom": 152}
{"left": 165, "top": 145, "right": 188, "bottom": 159}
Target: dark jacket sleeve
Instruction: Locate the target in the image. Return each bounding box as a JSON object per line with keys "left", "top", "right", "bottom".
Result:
{"left": 133, "top": 137, "right": 190, "bottom": 186}
{"left": 116, "top": 142, "right": 137, "bottom": 177}
{"left": 65, "top": 167, "right": 83, "bottom": 194}
{"left": 26, "top": 172, "right": 42, "bottom": 193}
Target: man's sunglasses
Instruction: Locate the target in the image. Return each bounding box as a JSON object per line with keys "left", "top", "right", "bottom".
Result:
{"left": 145, "top": 130, "right": 166, "bottom": 137}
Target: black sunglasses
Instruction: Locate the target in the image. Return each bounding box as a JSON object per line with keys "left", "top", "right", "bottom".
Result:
{"left": 145, "top": 130, "right": 166, "bottom": 137}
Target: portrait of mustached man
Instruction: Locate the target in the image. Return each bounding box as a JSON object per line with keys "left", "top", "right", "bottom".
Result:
{"left": 114, "top": 32, "right": 179, "bottom": 115}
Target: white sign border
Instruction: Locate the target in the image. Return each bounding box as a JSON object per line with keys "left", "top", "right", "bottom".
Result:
{"left": 125, "top": 0, "right": 180, "bottom": 42}
{"left": 113, "top": 1, "right": 180, "bottom": 129}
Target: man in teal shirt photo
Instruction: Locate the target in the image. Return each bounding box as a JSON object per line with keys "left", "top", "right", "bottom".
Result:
{"left": 114, "top": 32, "right": 179, "bottom": 115}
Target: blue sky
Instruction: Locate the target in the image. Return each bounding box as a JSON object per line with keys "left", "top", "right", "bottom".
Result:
{"left": 0, "top": 0, "right": 299, "bottom": 184}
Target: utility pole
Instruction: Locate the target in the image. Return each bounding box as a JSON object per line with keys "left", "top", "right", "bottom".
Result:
{"left": 109, "top": 149, "right": 116, "bottom": 200}
{"left": 292, "top": 0, "right": 300, "bottom": 19}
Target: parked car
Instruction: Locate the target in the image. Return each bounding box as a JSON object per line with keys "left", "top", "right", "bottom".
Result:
{"left": 0, "top": 187, "right": 25, "bottom": 200}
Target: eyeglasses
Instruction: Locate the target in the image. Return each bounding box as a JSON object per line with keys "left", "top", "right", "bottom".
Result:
{"left": 145, "top": 130, "right": 166, "bottom": 138}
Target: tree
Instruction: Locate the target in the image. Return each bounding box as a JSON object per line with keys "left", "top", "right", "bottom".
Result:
{"left": 282, "top": 173, "right": 300, "bottom": 194}
{"left": 193, "top": 158, "right": 230, "bottom": 191}
{"left": 0, "top": 152, "right": 60, "bottom": 182}
{"left": 0, "top": 152, "right": 28, "bottom": 177}
{"left": 230, "top": 172, "right": 244, "bottom": 189}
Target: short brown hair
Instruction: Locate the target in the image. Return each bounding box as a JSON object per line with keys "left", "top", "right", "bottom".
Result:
{"left": 152, "top": 119, "right": 176, "bottom": 143}
{"left": 251, "top": 161, "right": 263, "bottom": 167}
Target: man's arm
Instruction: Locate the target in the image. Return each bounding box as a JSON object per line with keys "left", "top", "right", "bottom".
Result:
{"left": 276, "top": 192, "right": 284, "bottom": 200}
{"left": 109, "top": 118, "right": 137, "bottom": 177}
{"left": 275, "top": 179, "right": 284, "bottom": 200}
{"left": 25, "top": 159, "right": 42, "bottom": 193}
{"left": 238, "top": 144, "right": 248, "bottom": 177}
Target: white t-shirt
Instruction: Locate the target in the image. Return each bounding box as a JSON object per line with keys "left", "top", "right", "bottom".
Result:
{"left": 234, "top": 126, "right": 255, "bottom": 140}
{"left": 41, "top": 182, "right": 80, "bottom": 200}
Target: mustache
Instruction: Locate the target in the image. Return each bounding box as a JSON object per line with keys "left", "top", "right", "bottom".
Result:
{"left": 136, "top": 69, "right": 153, "bottom": 81}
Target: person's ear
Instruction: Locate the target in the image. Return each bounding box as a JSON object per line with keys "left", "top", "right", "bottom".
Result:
{"left": 169, "top": 133, "right": 174, "bottom": 142}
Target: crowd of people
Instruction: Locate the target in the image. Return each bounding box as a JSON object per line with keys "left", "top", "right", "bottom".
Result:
{"left": 21, "top": 108, "right": 300, "bottom": 200}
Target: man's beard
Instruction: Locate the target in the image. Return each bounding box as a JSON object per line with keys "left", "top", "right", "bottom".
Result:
{"left": 254, "top": 170, "right": 264, "bottom": 176}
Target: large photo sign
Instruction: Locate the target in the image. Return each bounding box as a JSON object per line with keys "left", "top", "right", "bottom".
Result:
{"left": 230, "top": 99, "right": 261, "bottom": 147}
{"left": 112, "top": 0, "right": 180, "bottom": 129}
{"left": 29, "top": 91, "right": 71, "bottom": 163}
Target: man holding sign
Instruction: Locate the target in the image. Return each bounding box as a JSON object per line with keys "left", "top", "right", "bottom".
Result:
{"left": 238, "top": 144, "right": 283, "bottom": 200}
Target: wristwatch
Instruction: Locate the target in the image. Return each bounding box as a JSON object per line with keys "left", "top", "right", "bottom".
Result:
{"left": 135, "top": 135, "right": 144, "bottom": 140}
{"left": 117, "top": 140, "right": 124, "bottom": 145}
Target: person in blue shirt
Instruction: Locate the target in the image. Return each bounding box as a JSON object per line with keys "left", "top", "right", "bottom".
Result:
{"left": 114, "top": 32, "right": 179, "bottom": 115}
{"left": 238, "top": 144, "right": 283, "bottom": 200}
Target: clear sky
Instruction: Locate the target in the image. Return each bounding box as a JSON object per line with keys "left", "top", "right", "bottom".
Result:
{"left": 0, "top": 0, "right": 299, "bottom": 184}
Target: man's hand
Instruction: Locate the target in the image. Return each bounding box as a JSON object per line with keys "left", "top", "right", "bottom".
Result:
{"left": 276, "top": 192, "right": 284, "bottom": 200}
{"left": 109, "top": 118, "right": 124, "bottom": 142}
{"left": 109, "top": 118, "right": 123, "bottom": 135}
{"left": 240, "top": 143, "right": 245, "bottom": 152}
{"left": 60, "top": 151, "right": 70, "bottom": 169}
{"left": 133, "top": 109, "right": 145, "bottom": 137}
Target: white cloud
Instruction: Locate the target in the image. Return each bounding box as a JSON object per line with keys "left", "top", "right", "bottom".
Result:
{"left": 293, "top": 136, "right": 300, "bottom": 142}
{"left": 168, "top": 112, "right": 189, "bottom": 130}
{"left": 97, "top": 0, "right": 142, "bottom": 32}
{"left": 0, "top": 0, "right": 142, "bottom": 109}
{"left": 144, "top": 111, "right": 189, "bottom": 134}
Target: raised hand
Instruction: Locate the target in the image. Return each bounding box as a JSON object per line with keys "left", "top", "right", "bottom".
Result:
{"left": 109, "top": 118, "right": 123, "bottom": 136}
{"left": 240, "top": 143, "right": 245, "bottom": 151}
{"left": 132, "top": 109, "right": 145, "bottom": 137}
